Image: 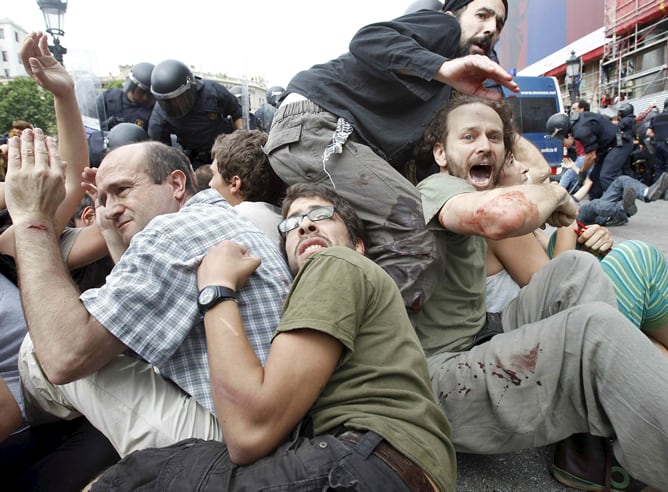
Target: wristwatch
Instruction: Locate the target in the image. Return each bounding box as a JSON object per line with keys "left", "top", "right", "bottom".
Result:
{"left": 197, "top": 285, "right": 237, "bottom": 314}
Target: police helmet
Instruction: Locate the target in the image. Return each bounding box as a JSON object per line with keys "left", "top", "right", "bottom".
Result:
{"left": 404, "top": 0, "right": 444, "bottom": 14}
{"left": 617, "top": 102, "right": 634, "bottom": 117}
{"left": 151, "top": 59, "right": 200, "bottom": 119}
{"left": 545, "top": 112, "right": 571, "bottom": 140}
{"left": 123, "top": 62, "right": 156, "bottom": 108}
{"left": 230, "top": 86, "right": 243, "bottom": 100}
{"left": 106, "top": 123, "right": 149, "bottom": 150}
{"left": 266, "top": 86, "right": 285, "bottom": 108}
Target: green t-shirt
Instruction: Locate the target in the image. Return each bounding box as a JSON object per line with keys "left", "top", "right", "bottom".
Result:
{"left": 276, "top": 246, "right": 456, "bottom": 491}
{"left": 417, "top": 173, "right": 487, "bottom": 355}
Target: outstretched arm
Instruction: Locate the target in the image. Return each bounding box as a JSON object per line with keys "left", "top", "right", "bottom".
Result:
{"left": 0, "top": 32, "right": 89, "bottom": 257}
{"left": 439, "top": 182, "right": 578, "bottom": 239}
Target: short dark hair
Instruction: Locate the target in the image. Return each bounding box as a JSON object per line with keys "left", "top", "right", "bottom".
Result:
{"left": 211, "top": 130, "right": 286, "bottom": 206}
{"left": 576, "top": 99, "right": 590, "bottom": 111}
{"left": 281, "top": 183, "right": 366, "bottom": 248}
{"left": 419, "top": 94, "right": 515, "bottom": 167}
{"left": 144, "top": 141, "right": 198, "bottom": 196}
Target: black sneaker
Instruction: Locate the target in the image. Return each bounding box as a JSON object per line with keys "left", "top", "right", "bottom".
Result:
{"left": 647, "top": 172, "right": 668, "bottom": 201}
{"left": 622, "top": 187, "right": 638, "bottom": 217}
{"left": 605, "top": 216, "right": 628, "bottom": 227}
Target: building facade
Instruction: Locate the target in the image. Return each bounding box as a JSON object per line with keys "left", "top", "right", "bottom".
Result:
{"left": 0, "top": 18, "right": 28, "bottom": 79}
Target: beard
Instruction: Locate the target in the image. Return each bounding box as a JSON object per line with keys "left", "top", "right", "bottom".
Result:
{"left": 458, "top": 33, "right": 494, "bottom": 57}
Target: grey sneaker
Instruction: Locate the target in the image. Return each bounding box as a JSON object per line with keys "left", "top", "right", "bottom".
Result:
{"left": 647, "top": 172, "right": 668, "bottom": 201}
{"left": 622, "top": 187, "right": 638, "bottom": 217}
{"left": 605, "top": 216, "right": 629, "bottom": 227}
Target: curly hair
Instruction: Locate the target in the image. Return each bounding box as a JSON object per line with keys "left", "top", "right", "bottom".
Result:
{"left": 211, "top": 130, "right": 286, "bottom": 207}
{"left": 412, "top": 94, "right": 516, "bottom": 179}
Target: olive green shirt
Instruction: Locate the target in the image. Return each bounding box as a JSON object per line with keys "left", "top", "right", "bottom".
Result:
{"left": 276, "top": 246, "right": 456, "bottom": 491}
{"left": 417, "top": 173, "right": 487, "bottom": 355}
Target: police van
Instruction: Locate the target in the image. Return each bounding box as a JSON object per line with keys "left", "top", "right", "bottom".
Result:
{"left": 502, "top": 76, "right": 565, "bottom": 175}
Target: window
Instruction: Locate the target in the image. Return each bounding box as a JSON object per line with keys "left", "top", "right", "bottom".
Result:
{"left": 15, "top": 31, "right": 19, "bottom": 42}
{"left": 0, "top": 28, "right": 5, "bottom": 39}
{"left": 2, "top": 51, "right": 8, "bottom": 62}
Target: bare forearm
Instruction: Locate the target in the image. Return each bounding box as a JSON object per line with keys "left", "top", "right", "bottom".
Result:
{"left": 14, "top": 223, "right": 120, "bottom": 382}
{"left": 580, "top": 153, "right": 596, "bottom": 174}
{"left": 53, "top": 89, "right": 88, "bottom": 231}
{"left": 204, "top": 301, "right": 280, "bottom": 462}
{"left": 443, "top": 184, "right": 574, "bottom": 238}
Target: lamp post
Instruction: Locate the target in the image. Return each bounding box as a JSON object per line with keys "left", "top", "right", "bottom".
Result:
{"left": 36, "top": 0, "right": 68, "bottom": 65}
{"left": 565, "top": 50, "right": 581, "bottom": 106}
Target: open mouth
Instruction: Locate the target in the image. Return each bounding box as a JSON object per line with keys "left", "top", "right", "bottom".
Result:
{"left": 297, "top": 237, "right": 330, "bottom": 257}
{"left": 469, "top": 163, "right": 493, "bottom": 189}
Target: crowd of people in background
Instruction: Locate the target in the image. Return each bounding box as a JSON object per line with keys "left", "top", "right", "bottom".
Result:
{"left": 1, "top": 1, "right": 668, "bottom": 491}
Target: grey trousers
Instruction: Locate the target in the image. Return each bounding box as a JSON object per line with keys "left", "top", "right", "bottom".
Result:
{"left": 264, "top": 100, "right": 445, "bottom": 312}
{"left": 428, "top": 251, "right": 668, "bottom": 490}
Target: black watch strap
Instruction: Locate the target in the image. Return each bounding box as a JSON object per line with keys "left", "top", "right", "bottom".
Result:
{"left": 198, "top": 285, "right": 237, "bottom": 314}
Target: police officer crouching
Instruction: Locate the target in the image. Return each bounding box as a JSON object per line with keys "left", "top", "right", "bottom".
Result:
{"left": 148, "top": 60, "right": 244, "bottom": 169}
{"left": 547, "top": 109, "right": 634, "bottom": 200}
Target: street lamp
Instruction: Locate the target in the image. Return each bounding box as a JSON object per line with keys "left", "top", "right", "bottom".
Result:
{"left": 565, "top": 50, "right": 581, "bottom": 105}
{"left": 36, "top": 0, "right": 68, "bottom": 64}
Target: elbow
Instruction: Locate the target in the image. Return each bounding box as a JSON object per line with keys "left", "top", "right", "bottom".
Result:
{"left": 225, "top": 428, "right": 276, "bottom": 465}
{"left": 37, "top": 349, "right": 85, "bottom": 385}
{"left": 481, "top": 210, "right": 527, "bottom": 239}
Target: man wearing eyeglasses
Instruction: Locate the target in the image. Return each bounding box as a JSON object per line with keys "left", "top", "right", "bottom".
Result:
{"left": 90, "top": 182, "right": 456, "bottom": 491}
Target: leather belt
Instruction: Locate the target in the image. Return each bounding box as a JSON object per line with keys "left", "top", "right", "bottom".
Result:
{"left": 338, "top": 430, "right": 438, "bottom": 491}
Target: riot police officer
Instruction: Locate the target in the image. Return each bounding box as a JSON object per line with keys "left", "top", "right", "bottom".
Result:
{"left": 547, "top": 109, "right": 633, "bottom": 199}
{"left": 253, "top": 85, "right": 284, "bottom": 132}
{"left": 616, "top": 102, "right": 636, "bottom": 177}
{"left": 148, "top": 59, "right": 243, "bottom": 168}
{"left": 647, "top": 97, "right": 668, "bottom": 183}
{"left": 97, "top": 62, "right": 155, "bottom": 131}
{"left": 229, "top": 86, "right": 259, "bottom": 130}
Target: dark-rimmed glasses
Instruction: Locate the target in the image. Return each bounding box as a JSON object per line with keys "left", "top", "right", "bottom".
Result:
{"left": 277, "top": 206, "right": 338, "bottom": 237}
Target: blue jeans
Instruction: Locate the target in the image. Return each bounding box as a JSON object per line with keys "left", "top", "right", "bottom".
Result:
{"left": 577, "top": 175, "right": 647, "bottom": 225}
{"left": 91, "top": 431, "right": 411, "bottom": 491}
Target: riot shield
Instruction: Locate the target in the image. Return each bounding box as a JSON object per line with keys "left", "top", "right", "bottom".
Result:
{"left": 72, "top": 70, "right": 106, "bottom": 167}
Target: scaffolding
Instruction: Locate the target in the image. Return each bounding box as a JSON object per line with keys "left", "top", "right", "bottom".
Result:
{"left": 600, "top": 0, "right": 668, "bottom": 113}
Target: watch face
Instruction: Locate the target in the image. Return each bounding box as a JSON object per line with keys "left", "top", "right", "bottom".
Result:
{"left": 199, "top": 286, "right": 216, "bottom": 305}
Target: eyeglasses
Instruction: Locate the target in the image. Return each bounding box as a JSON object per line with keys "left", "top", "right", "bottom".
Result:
{"left": 277, "top": 206, "right": 338, "bottom": 237}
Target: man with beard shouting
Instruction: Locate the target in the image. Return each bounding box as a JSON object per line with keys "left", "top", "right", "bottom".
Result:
{"left": 415, "top": 94, "right": 668, "bottom": 490}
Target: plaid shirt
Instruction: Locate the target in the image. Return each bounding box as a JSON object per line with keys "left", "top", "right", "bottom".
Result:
{"left": 81, "top": 190, "right": 292, "bottom": 414}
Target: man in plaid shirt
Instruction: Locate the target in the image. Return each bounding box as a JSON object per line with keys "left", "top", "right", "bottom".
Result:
{"left": 5, "top": 132, "right": 291, "bottom": 458}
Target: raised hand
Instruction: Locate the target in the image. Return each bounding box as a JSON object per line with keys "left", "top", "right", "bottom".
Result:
{"left": 4, "top": 129, "right": 66, "bottom": 227}
{"left": 435, "top": 54, "right": 519, "bottom": 101}
{"left": 20, "top": 32, "right": 73, "bottom": 98}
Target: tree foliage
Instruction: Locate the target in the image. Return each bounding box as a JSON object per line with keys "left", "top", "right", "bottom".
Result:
{"left": 0, "top": 77, "right": 56, "bottom": 135}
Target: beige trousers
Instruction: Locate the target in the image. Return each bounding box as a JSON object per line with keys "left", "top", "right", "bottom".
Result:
{"left": 18, "top": 335, "right": 222, "bottom": 457}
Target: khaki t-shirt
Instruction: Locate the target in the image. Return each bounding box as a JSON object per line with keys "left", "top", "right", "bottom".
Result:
{"left": 417, "top": 173, "right": 487, "bottom": 354}
{"left": 276, "top": 246, "right": 456, "bottom": 491}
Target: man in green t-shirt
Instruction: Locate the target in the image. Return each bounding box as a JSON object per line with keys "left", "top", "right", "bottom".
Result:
{"left": 415, "top": 94, "right": 668, "bottom": 491}
{"left": 91, "top": 183, "right": 456, "bottom": 491}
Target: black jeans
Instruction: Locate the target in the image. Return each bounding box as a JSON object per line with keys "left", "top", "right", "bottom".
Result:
{"left": 92, "top": 431, "right": 411, "bottom": 491}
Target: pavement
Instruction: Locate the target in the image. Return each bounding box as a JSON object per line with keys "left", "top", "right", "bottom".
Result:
{"left": 455, "top": 195, "right": 668, "bottom": 491}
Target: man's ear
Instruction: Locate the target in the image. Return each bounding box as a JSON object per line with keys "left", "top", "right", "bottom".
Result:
{"left": 167, "top": 170, "right": 188, "bottom": 201}
{"left": 354, "top": 239, "right": 366, "bottom": 255}
{"left": 80, "top": 206, "right": 96, "bottom": 227}
{"left": 433, "top": 142, "right": 448, "bottom": 171}
{"left": 228, "top": 175, "right": 247, "bottom": 200}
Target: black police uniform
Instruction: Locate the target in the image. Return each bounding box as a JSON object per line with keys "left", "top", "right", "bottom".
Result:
{"left": 148, "top": 79, "right": 242, "bottom": 168}
{"left": 97, "top": 88, "right": 153, "bottom": 131}
{"left": 617, "top": 113, "right": 636, "bottom": 177}
{"left": 571, "top": 111, "right": 632, "bottom": 199}
{"left": 650, "top": 109, "right": 668, "bottom": 179}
